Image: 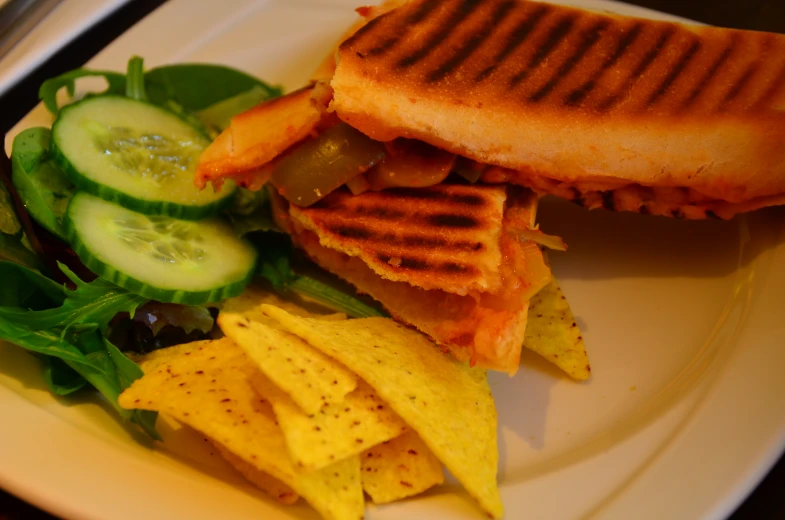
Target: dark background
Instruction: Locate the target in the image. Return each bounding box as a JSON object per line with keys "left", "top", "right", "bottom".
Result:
{"left": 1, "top": 0, "right": 784, "bottom": 519}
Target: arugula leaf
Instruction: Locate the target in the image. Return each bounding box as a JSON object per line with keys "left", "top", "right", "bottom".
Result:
{"left": 42, "top": 356, "right": 87, "bottom": 396}
{"left": 0, "top": 170, "right": 41, "bottom": 270}
{"left": 0, "top": 265, "right": 146, "bottom": 334}
{"left": 252, "top": 233, "right": 384, "bottom": 318}
{"left": 0, "top": 319, "right": 103, "bottom": 369}
{"left": 39, "top": 69, "right": 126, "bottom": 116}
{"left": 125, "top": 56, "right": 148, "bottom": 101}
{"left": 144, "top": 63, "right": 282, "bottom": 112}
{"left": 0, "top": 171, "right": 21, "bottom": 236}
{"left": 288, "top": 276, "right": 385, "bottom": 319}
{"left": 227, "top": 187, "right": 280, "bottom": 237}
{"left": 72, "top": 331, "right": 131, "bottom": 416}
{"left": 104, "top": 337, "right": 160, "bottom": 437}
{"left": 130, "top": 407, "right": 160, "bottom": 440}
{"left": 10, "top": 128, "right": 75, "bottom": 239}
{"left": 144, "top": 62, "right": 281, "bottom": 138}
{"left": 161, "top": 99, "right": 214, "bottom": 139}
{"left": 0, "top": 262, "right": 158, "bottom": 438}
{"left": 1, "top": 140, "right": 50, "bottom": 274}
{"left": 255, "top": 233, "right": 298, "bottom": 290}
{"left": 0, "top": 232, "right": 41, "bottom": 271}
{"left": 38, "top": 58, "right": 282, "bottom": 140}
{"left": 0, "top": 262, "right": 65, "bottom": 308}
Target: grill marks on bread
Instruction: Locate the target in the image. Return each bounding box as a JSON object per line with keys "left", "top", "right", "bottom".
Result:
{"left": 341, "top": 0, "right": 785, "bottom": 115}
{"left": 288, "top": 185, "right": 508, "bottom": 295}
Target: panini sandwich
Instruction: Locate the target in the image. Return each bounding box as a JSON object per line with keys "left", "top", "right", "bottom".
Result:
{"left": 197, "top": 0, "right": 785, "bottom": 370}
{"left": 195, "top": 77, "right": 558, "bottom": 373}
{"left": 275, "top": 183, "right": 551, "bottom": 373}
{"left": 330, "top": 0, "right": 785, "bottom": 219}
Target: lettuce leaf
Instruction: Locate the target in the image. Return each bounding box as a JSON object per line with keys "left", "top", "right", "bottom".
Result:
{"left": 252, "top": 233, "right": 384, "bottom": 319}
{"left": 39, "top": 69, "right": 126, "bottom": 116}
{"left": 10, "top": 128, "right": 75, "bottom": 239}
{"left": 0, "top": 262, "right": 158, "bottom": 438}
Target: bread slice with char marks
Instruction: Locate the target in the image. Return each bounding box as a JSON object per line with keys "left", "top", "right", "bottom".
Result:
{"left": 276, "top": 184, "right": 550, "bottom": 374}
{"left": 289, "top": 184, "right": 507, "bottom": 295}
{"left": 332, "top": 0, "right": 785, "bottom": 213}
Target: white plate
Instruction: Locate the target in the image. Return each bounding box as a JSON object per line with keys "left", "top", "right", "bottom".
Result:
{"left": 0, "top": 0, "right": 131, "bottom": 96}
{"left": 2, "top": 1, "right": 785, "bottom": 519}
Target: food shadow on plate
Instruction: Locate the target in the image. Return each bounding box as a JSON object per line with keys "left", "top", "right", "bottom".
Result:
{"left": 0, "top": 342, "right": 51, "bottom": 394}
{"left": 491, "top": 350, "right": 576, "bottom": 471}
{"left": 537, "top": 198, "right": 784, "bottom": 281}
{"left": 148, "top": 418, "right": 323, "bottom": 520}
{"left": 157, "top": 415, "right": 481, "bottom": 519}
{"left": 0, "top": 342, "right": 156, "bottom": 445}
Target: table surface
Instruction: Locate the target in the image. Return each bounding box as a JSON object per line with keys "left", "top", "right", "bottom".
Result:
{"left": 1, "top": 0, "right": 784, "bottom": 519}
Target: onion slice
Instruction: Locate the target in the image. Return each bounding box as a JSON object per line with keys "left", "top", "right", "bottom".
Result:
{"left": 367, "top": 139, "right": 456, "bottom": 190}
{"left": 514, "top": 228, "right": 568, "bottom": 251}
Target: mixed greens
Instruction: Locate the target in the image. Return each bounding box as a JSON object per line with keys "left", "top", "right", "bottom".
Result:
{"left": 0, "top": 57, "right": 383, "bottom": 438}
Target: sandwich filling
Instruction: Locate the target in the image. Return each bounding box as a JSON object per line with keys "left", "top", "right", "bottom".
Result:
{"left": 194, "top": 83, "right": 560, "bottom": 373}
{"left": 273, "top": 183, "right": 550, "bottom": 374}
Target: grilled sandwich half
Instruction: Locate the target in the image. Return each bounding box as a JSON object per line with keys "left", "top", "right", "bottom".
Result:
{"left": 331, "top": 0, "right": 785, "bottom": 219}
{"left": 275, "top": 183, "right": 550, "bottom": 373}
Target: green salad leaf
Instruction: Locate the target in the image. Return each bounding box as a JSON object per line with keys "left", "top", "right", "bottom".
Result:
{"left": 39, "top": 69, "right": 126, "bottom": 116}
{"left": 125, "top": 56, "right": 148, "bottom": 102}
{"left": 0, "top": 260, "right": 65, "bottom": 308}
{"left": 40, "top": 58, "right": 283, "bottom": 138}
{"left": 42, "top": 356, "right": 87, "bottom": 396}
{"left": 252, "top": 232, "right": 384, "bottom": 319}
{"left": 0, "top": 234, "right": 40, "bottom": 271}
{"left": 0, "top": 261, "right": 158, "bottom": 438}
{"left": 226, "top": 189, "right": 384, "bottom": 319}
{"left": 255, "top": 232, "right": 298, "bottom": 290}
{"left": 0, "top": 55, "right": 384, "bottom": 442}
{"left": 144, "top": 63, "right": 281, "bottom": 112}
{"left": 0, "top": 166, "right": 41, "bottom": 271}
{"left": 0, "top": 174, "right": 21, "bottom": 236}
{"left": 10, "top": 128, "right": 75, "bottom": 239}
{"left": 0, "top": 264, "right": 147, "bottom": 334}
{"left": 226, "top": 187, "right": 280, "bottom": 237}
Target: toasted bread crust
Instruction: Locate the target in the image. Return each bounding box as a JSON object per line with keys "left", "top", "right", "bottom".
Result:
{"left": 333, "top": 0, "right": 785, "bottom": 205}
{"left": 290, "top": 184, "right": 508, "bottom": 295}
{"left": 195, "top": 84, "right": 329, "bottom": 190}
{"left": 293, "top": 230, "right": 527, "bottom": 374}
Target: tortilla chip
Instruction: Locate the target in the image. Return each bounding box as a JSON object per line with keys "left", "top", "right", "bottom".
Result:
{"left": 217, "top": 284, "right": 346, "bottom": 323}
{"left": 210, "top": 439, "right": 299, "bottom": 505}
{"left": 258, "top": 305, "right": 502, "bottom": 519}
{"left": 524, "top": 277, "right": 591, "bottom": 380}
{"left": 118, "top": 338, "right": 364, "bottom": 520}
{"left": 251, "top": 373, "right": 407, "bottom": 471}
{"left": 218, "top": 312, "right": 357, "bottom": 414}
{"left": 129, "top": 338, "right": 216, "bottom": 372}
{"left": 361, "top": 430, "right": 444, "bottom": 504}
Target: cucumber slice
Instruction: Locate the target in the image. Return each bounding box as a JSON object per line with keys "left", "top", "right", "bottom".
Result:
{"left": 52, "top": 96, "right": 235, "bottom": 220}
{"left": 65, "top": 192, "right": 257, "bottom": 305}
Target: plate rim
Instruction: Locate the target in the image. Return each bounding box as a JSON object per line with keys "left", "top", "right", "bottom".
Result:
{"left": 1, "top": 1, "right": 784, "bottom": 519}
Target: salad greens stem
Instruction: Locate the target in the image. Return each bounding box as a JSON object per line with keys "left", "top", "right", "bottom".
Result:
{"left": 288, "top": 277, "right": 385, "bottom": 318}
{"left": 125, "top": 56, "right": 148, "bottom": 101}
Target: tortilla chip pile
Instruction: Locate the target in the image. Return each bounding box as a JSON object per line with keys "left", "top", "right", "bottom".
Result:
{"left": 119, "top": 295, "right": 502, "bottom": 520}
{"left": 118, "top": 276, "right": 588, "bottom": 519}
